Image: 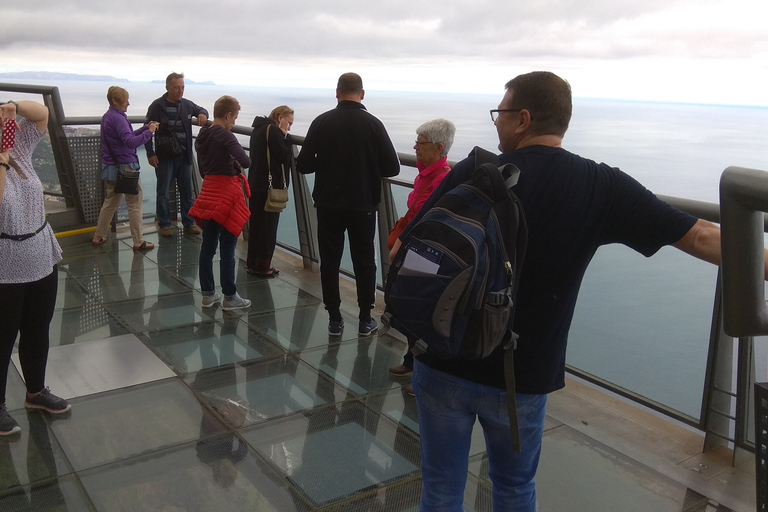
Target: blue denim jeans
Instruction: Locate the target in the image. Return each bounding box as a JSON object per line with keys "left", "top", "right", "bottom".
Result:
{"left": 199, "top": 220, "right": 238, "bottom": 298}
{"left": 155, "top": 154, "right": 194, "bottom": 228}
{"left": 412, "top": 359, "right": 547, "bottom": 512}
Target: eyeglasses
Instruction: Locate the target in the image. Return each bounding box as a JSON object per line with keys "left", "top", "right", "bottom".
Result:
{"left": 414, "top": 140, "right": 438, "bottom": 146}
{"left": 490, "top": 109, "right": 523, "bottom": 123}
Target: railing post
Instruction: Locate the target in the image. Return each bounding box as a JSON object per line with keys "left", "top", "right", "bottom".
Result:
{"left": 719, "top": 166, "right": 768, "bottom": 510}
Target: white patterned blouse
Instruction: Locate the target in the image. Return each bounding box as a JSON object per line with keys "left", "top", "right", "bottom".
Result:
{"left": 0, "top": 118, "right": 63, "bottom": 284}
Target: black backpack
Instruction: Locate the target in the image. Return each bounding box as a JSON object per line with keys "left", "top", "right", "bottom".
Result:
{"left": 382, "top": 146, "right": 528, "bottom": 450}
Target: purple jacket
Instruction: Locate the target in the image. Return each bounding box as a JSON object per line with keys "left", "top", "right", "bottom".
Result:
{"left": 101, "top": 107, "right": 152, "bottom": 165}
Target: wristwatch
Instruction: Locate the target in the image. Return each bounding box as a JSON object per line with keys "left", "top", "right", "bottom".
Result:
{"left": 0, "top": 163, "right": 10, "bottom": 171}
{"left": 7, "top": 100, "right": 19, "bottom": 110}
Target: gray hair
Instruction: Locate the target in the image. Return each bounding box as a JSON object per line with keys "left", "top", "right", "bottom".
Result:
{"left": 416, "top": 118, "right": 455, "bottom": 157}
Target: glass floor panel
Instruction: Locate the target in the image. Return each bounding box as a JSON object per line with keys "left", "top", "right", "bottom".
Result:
{"left": 60, "top": 249, "right": 159, "bottom": 278}
{"left": 145, "top": 240, "right": 210, "bottom": 268}
{"left": 242, "top": 401, "right": 421, "bottom": 509}
{"left": 49, "top": 379, "right": 223, "bottom": 471}
{"left": 103, "top": 293, "right": 207, "bottom": 333}
{"left": 73, "top": 269, "right": 192, "bottom": 303}
{"left": 244, "top": 304, "right": 364, "bottom": 351}
{"left": 296, "top": 335, "right": 409, "bottom": 397}
{"left": 48, "top": 305, "right": 130, "bottom": 347}
{"left": 185, "top": 356, "right": 348, "bottom": 427}
{"left": 234, "top": 277, "right": 323, "bottom": 314}
{"left": 54, "top": 272, "right": 90, "bottom": 310}
{"left": 78, "top": 440, "right": 307, "bottom": 512}
{"left": 142, "top": 318, "right": 285, "bottom": 376}
{"left": 0, "top": 475, "right": 93, "bottom": 512}
{"left": 0, "top": 410, "right": 72, "bottom": 492}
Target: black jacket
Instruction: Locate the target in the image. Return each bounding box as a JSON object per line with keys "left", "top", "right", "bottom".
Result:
{"left": 248, "top": 116, "right": 292, "bottom": 196}
{"left": 144, "top": 94, "right": 209, "bottom": 164}
{"left": 296, "top": 101, "right": 400, "bottom": 211}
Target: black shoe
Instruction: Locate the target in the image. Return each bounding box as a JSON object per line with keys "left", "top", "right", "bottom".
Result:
{"left": 0, "top": 404, "right": 20, "bottom": 435}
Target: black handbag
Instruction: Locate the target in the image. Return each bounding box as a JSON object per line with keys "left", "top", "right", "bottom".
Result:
{"left": 114, "top": 166, "right": 140, "bottom": 195}
{"left": 154, "top": 108, "right": 183, "bottom": 159}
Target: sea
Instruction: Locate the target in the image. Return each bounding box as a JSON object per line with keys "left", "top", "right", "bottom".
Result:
{"left": 8, "top": 78, "right": 768, "bottom": 420}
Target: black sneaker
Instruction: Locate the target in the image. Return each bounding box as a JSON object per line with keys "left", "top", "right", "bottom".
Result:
{"left": 0, "top": 404, "right": 21, "bottom": 435}
{"left": 328, "top": 319, "right": 344, "bottom": 336}
{"left": 358, "top": 318, "right": 378, "bottom": 336}
{"left": 25, "top": 388, "right": 71, "bottom": 414}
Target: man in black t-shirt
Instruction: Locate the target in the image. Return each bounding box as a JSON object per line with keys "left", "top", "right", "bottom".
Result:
{"left": 403, "top": 71, "right": 737, "bottom": 512}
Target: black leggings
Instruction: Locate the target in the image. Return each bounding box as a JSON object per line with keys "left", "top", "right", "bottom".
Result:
{"left": 0, "top": 266, "right": 58, "bottom": 403}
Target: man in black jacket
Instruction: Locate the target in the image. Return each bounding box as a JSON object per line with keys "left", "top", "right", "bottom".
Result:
{"left": 297, "top": 72, "right": 400, "bottom": 336}
{"left": 145, "top": 72, "right": 208, "bottom": 237}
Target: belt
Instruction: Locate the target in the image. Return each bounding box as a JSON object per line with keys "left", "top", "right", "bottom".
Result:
{"left": 0, "top": 220, "right": 49, "bottom": 241}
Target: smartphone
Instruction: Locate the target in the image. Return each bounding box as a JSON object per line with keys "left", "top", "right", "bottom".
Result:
{"left": 1, "top": 118, "right": 15, "bottom": 150}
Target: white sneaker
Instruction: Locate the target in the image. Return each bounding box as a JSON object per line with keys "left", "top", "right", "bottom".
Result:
{"left": 202, "top": 293, "right": 222, "bottom": 308}
{"left": 223, "top": 292, "right": 251, "bottom": 311}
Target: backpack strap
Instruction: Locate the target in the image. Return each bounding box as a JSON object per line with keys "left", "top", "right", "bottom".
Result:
{"left": 473, "top": 145, "right": 524, "bottom": 453}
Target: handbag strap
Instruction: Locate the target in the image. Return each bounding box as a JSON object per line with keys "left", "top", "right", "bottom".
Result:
{"left": 266, "top": 124, "right": 287, "bottom": 190}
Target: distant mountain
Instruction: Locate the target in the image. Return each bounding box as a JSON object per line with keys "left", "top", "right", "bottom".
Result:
{"left": 0, "top": 71, "right": 129, "bottom": 82}
{"left": 149, "top": 79, "right": 216, "bottom": 85}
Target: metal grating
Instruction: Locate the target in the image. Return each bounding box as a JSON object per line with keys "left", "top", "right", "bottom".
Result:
{"left": 67, "top": 135, "right": 104, "bottom": 224}
{"left": 757, "top": 382, "right": 768, "bottom": 511}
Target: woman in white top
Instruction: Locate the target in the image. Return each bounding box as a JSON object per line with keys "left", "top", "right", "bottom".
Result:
{"left": 0, "top": 100, "right": 72, "bottom": 436}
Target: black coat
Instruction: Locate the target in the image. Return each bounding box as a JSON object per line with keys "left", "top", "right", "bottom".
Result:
{"left": 248, "top": 116, "right": 291, "bottom": 197}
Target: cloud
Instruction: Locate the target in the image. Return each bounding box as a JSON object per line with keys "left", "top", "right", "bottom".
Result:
{"left": 1, "top": 0, "right": 766, "bottom": 103}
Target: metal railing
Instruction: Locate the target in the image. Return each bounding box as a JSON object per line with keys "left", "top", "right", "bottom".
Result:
{"left": 2, "top": 81, "right": 763, "bottom": 464}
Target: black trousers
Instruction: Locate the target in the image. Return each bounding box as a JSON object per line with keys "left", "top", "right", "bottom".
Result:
{"left": 316, "top": 207, "right": 377, "bottom": 319}
{"left": 247, "top": 192, "right": 281, "bottom": 271}
{"left": 0, "top": 266, "right": 58, "bottom": 403}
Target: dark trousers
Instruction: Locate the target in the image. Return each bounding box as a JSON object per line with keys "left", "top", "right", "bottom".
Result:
{"left": 247, "top": 192, "right": 280, "bottom": 271}
{"left": 0, "top": 266, "right": 58, "bottom": 403}
{"left": 316, "top": 207, "right": 377, "bottom": 319}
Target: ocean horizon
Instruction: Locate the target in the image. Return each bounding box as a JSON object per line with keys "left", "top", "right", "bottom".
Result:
{"left": 7, "top": 77, "right": 768, "bottom": 205}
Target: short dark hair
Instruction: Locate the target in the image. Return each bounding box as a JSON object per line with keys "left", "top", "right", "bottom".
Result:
{"left": 166, "top": 72, "right": 184, "bottom": 86}
{"left": 505, "top": 71, "right": 572, "bottom": 137}
{"left": 213, "top": 95, "right": 240, "bottom": 119}
{"left": 337, "top": 73, "right": 363, "bottom": 96}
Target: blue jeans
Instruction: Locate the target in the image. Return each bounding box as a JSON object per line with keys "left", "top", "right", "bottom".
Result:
{"left": 412, "top": 359, "right": 547, "bottom": 512}
{"left": 155, "top": 154, "right": 194, "bottom": 228}
{"left": 199, "top": 220, "right": 238, "bottom": 298}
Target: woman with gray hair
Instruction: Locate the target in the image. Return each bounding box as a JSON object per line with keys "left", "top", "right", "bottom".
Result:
{"left": 387, "top": 118, "right": 455, "bottom": 390}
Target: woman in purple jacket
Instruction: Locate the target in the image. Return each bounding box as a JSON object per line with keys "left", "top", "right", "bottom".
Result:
{"left": 92, "top": 86, "right": 159, "bottom": 250}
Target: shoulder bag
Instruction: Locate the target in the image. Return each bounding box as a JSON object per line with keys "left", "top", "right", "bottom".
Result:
{"left": 154, "top": 107, "right": 183, "bottom": 159}
{"left": 264, "top": 125, "right": 289, "bottom": 213}
{"left": 102, "top": 115, "right": 139, "bottom": 195}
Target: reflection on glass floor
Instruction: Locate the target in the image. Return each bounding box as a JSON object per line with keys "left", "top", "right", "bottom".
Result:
{"left": 0, "top": 230, "right": 747, "bottom": 511}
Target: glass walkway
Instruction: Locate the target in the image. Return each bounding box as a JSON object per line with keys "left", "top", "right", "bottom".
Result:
{"left": 0, "top": 222, "right": 755, "bottom": 511}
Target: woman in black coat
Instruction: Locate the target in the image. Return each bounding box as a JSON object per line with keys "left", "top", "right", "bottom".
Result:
{"left": 246, "top": 105, "right": 294, "bottom": 277}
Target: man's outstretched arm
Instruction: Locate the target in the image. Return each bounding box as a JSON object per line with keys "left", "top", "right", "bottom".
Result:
{"left": 673, "top": 218, "right": 768, "bottom": 279}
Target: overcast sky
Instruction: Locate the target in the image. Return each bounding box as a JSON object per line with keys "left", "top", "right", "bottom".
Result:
{"left": 2, "top": 0, "right": 767, "bottom": 105}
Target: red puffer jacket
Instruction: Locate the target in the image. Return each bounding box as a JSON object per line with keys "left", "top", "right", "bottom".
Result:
{"left": 188, "top": 174, "right": 251, "bottom": 236}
